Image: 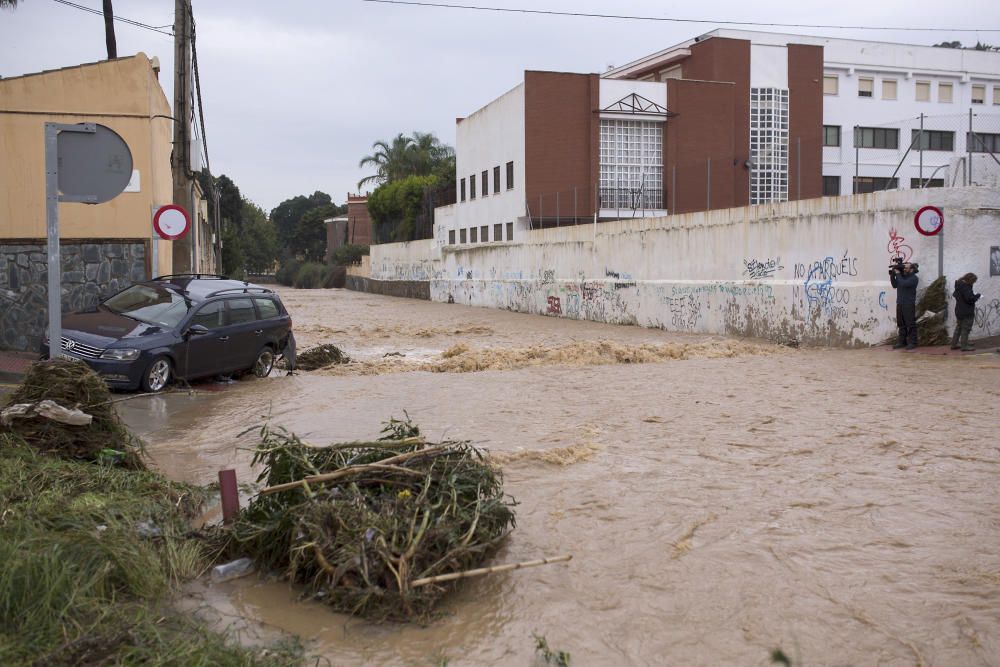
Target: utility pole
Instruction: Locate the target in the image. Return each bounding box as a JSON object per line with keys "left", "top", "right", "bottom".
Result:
{"left": 171, "top": 0, "right": 194, "bottom": 272}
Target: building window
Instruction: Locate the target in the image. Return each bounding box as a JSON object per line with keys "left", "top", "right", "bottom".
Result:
{"left": 853, "top": 176, "right": 898, "bottom": 194}
{"left": 599, "top": 119, "right": 664, "bottom": 209}
{"left": 994, "top": 87, "right": 1000, "bottom": 105}
{"left": 858, "top": 77, "right": 874, "bottom": 98}
{"left": 470, "top": 174, "right": 476, "bottom": 199}
{"left": 823, "top": 75, "right": 838, "bottom": 95}
{"left": 506, "top": 222, "right": 514, "bottom": 240}
{"left": 460, "top": 178, "right": 466, "bottom": 202}
{"left": 915, "top": 81, "right": 930, "bottom": 102}
{"left": 972, "top": 84, "right": 985, "bottom": 104}
{"left": 911, "top": 129, "right": 954, "bottom": 151}
{"left": 493, "top": 166, "right": 500, "bottom": 194}
{"left": 939, "top": 82, "right": 953, "bottom": 103}
{"left": 854, "top": 127, "right": 899, "bottom": 150}
{"left": 506, "top": 161, "right": 514, "bottom": 189}
{"left": 460, "top": 228, "right": 467, "bottom": 243}
{"left": 479, "top": 225, "right": 488, "bottom": 241}
{"left": 482, "top": 170, "right": 488, "bottom": 196}
{"left": 823, "top": 176, "right": 841, "bottom": 196}
{"left": 493, "top": 223, "right": 502, "bottom": 241}
{"left": 749, "top": 87, "right": 789, "bottom": 204}
{"left": 470, "top": 227, "right": 478, "bottom": 243}
{"left": 823, "top": 125, "right": 841, "bottom": 147}
{"left": 448, "top": 229, "right": 456, "bottom": 244}
{"left": 910, "top": 178, "right": 944, "bottom": 189}
{"left": 882, "top": 79, "right": 897, "bottom": 100}
{"left": 968, "top": 131, "right": 1000, "bottom": 153}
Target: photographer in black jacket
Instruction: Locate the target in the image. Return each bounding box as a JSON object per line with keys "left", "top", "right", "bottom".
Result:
{"left": 889, "top": 258, "right": 919, "bottom": 350}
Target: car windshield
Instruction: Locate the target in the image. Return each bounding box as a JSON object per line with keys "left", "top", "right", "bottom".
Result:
{"left": 102, "top": 284, "right": 192, "bottom": 328}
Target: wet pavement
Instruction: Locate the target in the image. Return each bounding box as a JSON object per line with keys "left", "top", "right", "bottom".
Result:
{"left": 19, "top": 288, "right": 1000, "bottom": 665}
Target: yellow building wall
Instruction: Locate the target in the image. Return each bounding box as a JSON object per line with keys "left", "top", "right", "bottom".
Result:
{"left": 0, "top": 53, "right": 174, "bottom": 272}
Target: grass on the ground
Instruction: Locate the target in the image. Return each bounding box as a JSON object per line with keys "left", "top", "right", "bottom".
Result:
{"left": 0, "top": 433, "right": 302, "bottom": 667}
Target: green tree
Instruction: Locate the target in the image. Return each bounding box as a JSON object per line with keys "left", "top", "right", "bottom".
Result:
{"left": 241, "top": 201, "right": 279, "bottom": 274}
{"left": 289, "top": 204, "right": 339, "bottom": 262}
{"left": 367, "top": 174, "right": 437, "bottom": 243}
{"left": 269, "top": 191, "right": 334, "bottom": 247}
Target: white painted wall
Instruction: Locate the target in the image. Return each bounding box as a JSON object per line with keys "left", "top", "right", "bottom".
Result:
{"left": 372, "top": 187, "right": 1000, "bottom": 346}
{"left": 449, "top": 82, "right": 526, "bottom": 244}
{"left": 749, "top": 43, "right": 788, "bottom": 88}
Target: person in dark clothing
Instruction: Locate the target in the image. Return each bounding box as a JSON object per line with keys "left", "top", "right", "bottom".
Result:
{"left": 889, "top": 261, "right": 919, "bottom": 349}
{"left": 951, "top": 272, "right": 981, "bottom": 351}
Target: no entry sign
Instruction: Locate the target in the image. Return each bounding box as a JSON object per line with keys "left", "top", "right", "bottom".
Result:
{"left": 153, "top": 204, "right": 190, "bottom": 240}
{"left": 914, "top": 205, "right": 944, "bottom": 237}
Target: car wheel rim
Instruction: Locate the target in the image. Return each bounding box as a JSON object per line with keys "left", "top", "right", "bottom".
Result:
{"left": 148, "top": 359, "right": 170, "bottom": 391}
{"left": 254, "top": 350, "right": 274, "bottom": 377}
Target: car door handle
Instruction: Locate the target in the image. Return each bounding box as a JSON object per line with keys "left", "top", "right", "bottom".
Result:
{"left": 217, "top": 336, "right": 230, "bottom": 342}
{"left": 254, "top": 329, "right": 263, "bottom": 335}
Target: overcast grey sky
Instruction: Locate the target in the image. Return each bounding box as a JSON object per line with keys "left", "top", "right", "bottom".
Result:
{"left": 2, "top": 0, "right": 998, "bottom": 212}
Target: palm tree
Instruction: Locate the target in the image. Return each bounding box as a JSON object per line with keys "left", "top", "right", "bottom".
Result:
{"left": 357, "top": 134, "right": 415, "bottom": 188}
{"left": 357, "top": 132, "right": 455, "bottom": 189}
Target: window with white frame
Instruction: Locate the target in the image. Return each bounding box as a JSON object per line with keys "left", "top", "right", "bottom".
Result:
{"left": 994, "top": 87, "right": 1000, "bottom": 105}
{"left": 749, "top": 87, "right": 789, "bottom": 205}
{"left": 915, "top": 81, "right": 930, "bottom": 102}
{"left": 972, "top": 84, "right": 985, "bottom": 104}
{"left": 599, "top": 119, "right": 663, "bottom": 210}
{"left": 858, "top": 77, "right": 874, "bottom": 98}
{"left": 939, "top": 82, "right": 953, "bottom": 103}
{"left": 823, "top": 75, "right": 838, "bottom": 95}
{"left": 882, "top": 79, "right": 897, "bottom": 100}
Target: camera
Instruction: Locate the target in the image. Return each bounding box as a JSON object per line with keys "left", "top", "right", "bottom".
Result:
{"left": 888, "top": 257, "right": 918, "bottom": 273}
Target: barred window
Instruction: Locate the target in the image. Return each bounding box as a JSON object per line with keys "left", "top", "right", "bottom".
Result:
{"left": 823, "top": 176, "right": 840, "bottom": 196}
{"left": 481, "top": 170, "right": 488, "bottom": 197}
{"left": 470, "top": 174, "right": 476, "bottom": 199}
{"left": 599, "top": 119, "right": 664, "bottom": 210}
{"left": 460, "top": 178, "right": 466, "bottom": 202}
{"left": 493, "top": 166, "right": 501, "bottom": 193}
{"left": 493, "top": 223, "right": 502, "bottom": 241}
{"left": 506, "top": 161, "right": 514, "bottom": 189}
{"left": 506, "top": 222, "right": 513, "bottom": 240}
{"left": 968, "top": 131, "right": 1000, "bottom": 153}
{"left": 858, "top": 78, "right": 873, "bottom": 98}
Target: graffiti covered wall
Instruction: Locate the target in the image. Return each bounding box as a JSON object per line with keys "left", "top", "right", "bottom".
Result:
{"left": 368, "top": 188, "right": 1000, "bottom": 346}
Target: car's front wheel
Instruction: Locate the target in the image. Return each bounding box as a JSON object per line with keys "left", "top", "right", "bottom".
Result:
{"left": 141, "top": 355, "right": 172, "bottom": 392}
{"left": 252, "top": 347, "right": 275, "bottom": 378}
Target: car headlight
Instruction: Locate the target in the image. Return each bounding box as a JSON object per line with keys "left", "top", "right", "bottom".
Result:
{"left": 100, "top": 348, "right": 141, "bottom": 361}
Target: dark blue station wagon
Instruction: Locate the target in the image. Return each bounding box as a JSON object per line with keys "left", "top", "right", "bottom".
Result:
{"left": 42, "top": 274, "right": 294, "bottom": 392}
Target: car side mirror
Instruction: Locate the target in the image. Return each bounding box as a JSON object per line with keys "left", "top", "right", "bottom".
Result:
{"left": 186, "top": 324, "right": 209, "bottom": 337}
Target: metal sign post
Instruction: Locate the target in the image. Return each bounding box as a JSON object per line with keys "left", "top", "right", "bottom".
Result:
{"left": 44, "top": 122, "right": 133, "bottom": 359}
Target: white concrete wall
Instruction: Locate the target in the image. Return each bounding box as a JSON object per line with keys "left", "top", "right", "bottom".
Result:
{"left": 749, "top": 43, "right": 788, "bottom": 88}
{"left": 451, "top": 82, "right": 526, "bottom": 243}
{"left": 372, "top": 187, "right": 1000, "bottom": 346}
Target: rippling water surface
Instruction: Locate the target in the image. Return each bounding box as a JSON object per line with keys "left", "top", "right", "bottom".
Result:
{"left": 125, "top": 288, "right": 1000, "bottom": 665}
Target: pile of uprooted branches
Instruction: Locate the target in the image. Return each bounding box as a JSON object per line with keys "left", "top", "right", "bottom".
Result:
{"left": 294, "top": 344, "right": 351, "bottom": 371}
{"left": 227, "top": 417, "right": 516, "bottom": 621}
{"left": 1, "top": 359, "right": 145, "bottom": 469}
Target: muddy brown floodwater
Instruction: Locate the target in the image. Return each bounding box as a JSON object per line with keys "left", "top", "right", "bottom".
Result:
{"left": 123, "top": 288, "right": 1000, "bottom": 666}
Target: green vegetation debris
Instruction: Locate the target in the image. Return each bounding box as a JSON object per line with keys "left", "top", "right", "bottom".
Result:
{"left": 2, "top": 359, "right": 145, "bottom": 469}
{"left": 533, "top": 633, "right": 571, "bottom": 666}
{"left": 295, "top": 344, "right": 352, "bottom": 371}
{"left": 224, "top": 416, "right": 516, "bottom": 621}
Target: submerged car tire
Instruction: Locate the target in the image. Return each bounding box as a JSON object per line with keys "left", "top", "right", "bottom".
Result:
{"left": 252, "top": 346, "right": 275, "bottom": 378}
{"left": 141, "top": 355, "right": 172, "bottom": 393}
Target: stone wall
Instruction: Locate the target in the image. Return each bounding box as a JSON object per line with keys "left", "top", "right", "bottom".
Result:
{"left": 345, "top": 275, "right": 430, "bottom": 301}
{"left": 0, "top": 240, "right": 147, "bottom": 352}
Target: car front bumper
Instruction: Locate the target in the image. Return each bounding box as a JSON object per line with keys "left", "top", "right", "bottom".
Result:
{"left": 39, "top": 343, "right": 145, "bottom": 390}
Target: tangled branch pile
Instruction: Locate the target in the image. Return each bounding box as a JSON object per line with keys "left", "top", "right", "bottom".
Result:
{"left": 227, "top": 417, "right": 516, "bottom": 621}
{"left": 917, "top": 276, "right": 948, "bottom": 346}
{"left": 1, "top": 359, "right": 145, "bottom": 469}
{"left": 295, "top": 344, "right": 351, "bottom": 371}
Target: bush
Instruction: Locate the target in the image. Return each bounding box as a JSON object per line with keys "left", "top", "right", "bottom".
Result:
{"left": 329, "top": 244, "right": 369, "bottom": 267}
{"left": 275, "top": 257, "right": 301, "bottom": 287}
{"left": 322, "top": 265, "right": 346, "bottom": 288}
{"left": 292, "top": 262, "right": 325, "bottom": 289}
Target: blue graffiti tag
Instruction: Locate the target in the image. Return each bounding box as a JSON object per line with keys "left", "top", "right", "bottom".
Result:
{"left": 879, "top": 291, "right": 887, "bottom": 310}
{"left": 804, "top": 262, "right": 834, "bottom": 307}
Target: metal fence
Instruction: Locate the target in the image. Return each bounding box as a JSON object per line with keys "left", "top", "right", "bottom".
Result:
{"left": 843, "top": 110, "right": 1000, "bottom": 193}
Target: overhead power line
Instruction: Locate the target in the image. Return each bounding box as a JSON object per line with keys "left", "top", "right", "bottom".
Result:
{"left": 361, "top": 0, "right": 1000, "bottom": 33}
{"left": 50, "top": 0, "right": 174, "bottom": 37}
{"left": 191, "top": 14, "right": 211, "bottom": 177}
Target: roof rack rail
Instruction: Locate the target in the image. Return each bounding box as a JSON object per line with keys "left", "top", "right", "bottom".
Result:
{"left": 205, "top": 286, "right": 275, "bottom": 297}
{"left": 153, "top": 273, "right": 230, "bottom": 281}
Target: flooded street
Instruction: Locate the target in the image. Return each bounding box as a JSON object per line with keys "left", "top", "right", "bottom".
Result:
{"left": 127, "top": 288, "right": 1000, "bottom": 666}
